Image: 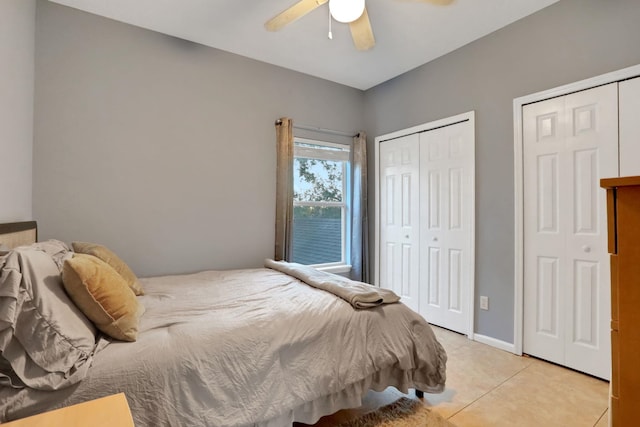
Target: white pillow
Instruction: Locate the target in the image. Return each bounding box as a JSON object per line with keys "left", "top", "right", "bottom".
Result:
{"left": 0, "top": 243, "right": 97, "bottom": 390}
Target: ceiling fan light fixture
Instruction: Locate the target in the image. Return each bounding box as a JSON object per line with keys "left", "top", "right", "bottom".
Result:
{"left": 329, "top": 0, "right": 365, "bottom": 23}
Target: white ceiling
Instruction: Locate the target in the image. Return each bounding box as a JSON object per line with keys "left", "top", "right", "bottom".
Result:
{"left": 48, "top": 0, "right": 559, "bottom": 90}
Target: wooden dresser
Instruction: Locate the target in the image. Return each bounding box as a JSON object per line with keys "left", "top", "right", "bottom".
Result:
{"left": 601, "top": 176, "right": 640, "bottom": 426}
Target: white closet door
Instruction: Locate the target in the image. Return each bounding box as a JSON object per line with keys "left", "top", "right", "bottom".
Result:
{"left": 523, "top": 94, "right": 566, "bottom": 364}
{"left": 379, "top": 134, "right": 420, "bottom": 313}
{"left": 620, "top": 77, "right": 640, "bottom": 176}
{"left": 419, "top": 121, "right": 474, "bottom": 334}
{"left": 523, "top": 83, "right": 617, "bottom": 379}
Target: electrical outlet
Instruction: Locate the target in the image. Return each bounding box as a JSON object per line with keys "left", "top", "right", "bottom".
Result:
{"left": 480, "top": 296, "right": 489, "bottom": 310}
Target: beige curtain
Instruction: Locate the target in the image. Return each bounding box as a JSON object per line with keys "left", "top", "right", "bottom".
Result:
{"left": 274, "top": 118, "right": 294, "bottom": 261}
{"left": 350, "top": 132, "right": 369, "bottom": 282}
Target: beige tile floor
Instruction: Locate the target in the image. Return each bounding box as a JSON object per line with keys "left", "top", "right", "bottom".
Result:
{"left": 300, "top": 326, "right": 610, "bottom": 427}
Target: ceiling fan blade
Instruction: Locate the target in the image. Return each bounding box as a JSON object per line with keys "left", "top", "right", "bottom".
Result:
{"left": 265, "top": 0, "right": 329, "bottom": 31}
{"left": 399, "top": 0, "right": 454, "bottom": 4}
{"left": 349, "top": 7, "right": 375, "bottom": 51}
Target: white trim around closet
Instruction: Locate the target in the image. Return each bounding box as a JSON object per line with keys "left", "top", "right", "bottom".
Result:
{"left": 512, "top": 63, "right": 640, "bottom": 356}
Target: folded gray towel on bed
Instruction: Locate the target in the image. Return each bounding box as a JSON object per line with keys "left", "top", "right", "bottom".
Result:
{"left": 265, "top": 259, "right": 400, "bottom": 309}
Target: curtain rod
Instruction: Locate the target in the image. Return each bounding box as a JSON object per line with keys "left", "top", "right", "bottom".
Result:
{"left": 293, "top": 123, "right": 358, "bottom": 138}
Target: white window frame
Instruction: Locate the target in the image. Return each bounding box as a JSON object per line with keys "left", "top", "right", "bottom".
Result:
{"left": 293, "top": 137, "right": 351, "bottom": 273}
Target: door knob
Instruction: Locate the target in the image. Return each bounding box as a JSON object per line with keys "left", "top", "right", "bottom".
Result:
{"left": 582, "top": 245, "right": 591, "bottom": 253}
{"left": 405, "top": 235, "right": 410, "bottom": 239}
{"left": 433, "top": 237, "right": 438, "bottom": 242}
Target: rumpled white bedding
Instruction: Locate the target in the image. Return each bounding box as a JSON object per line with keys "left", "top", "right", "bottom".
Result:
{"left": 0, "top": 268, "right": 446, "bottom": 427}
{"left": 0, "top": 242, "right": 100, "bottom": 391}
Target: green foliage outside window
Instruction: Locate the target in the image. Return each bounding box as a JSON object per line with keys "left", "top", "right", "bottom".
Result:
{"left": 293, "top": 157, "right": 344, "bottom": 219}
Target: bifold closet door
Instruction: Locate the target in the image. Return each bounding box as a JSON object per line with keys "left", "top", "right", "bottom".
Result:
{"left": 523, "top": 83, "right": 617, "bottom": 380}
{"left": 378, "top": 134, "right": 420, "bottom": 313}
{"left": 418, "top": 121, "right": 474, "bottom": 334}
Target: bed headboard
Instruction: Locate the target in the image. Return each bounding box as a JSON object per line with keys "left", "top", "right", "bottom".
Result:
{"left": 0, "top": 221, "right": 38, "bottom": 250}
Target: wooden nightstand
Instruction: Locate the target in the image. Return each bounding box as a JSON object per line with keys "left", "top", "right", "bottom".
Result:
{"left": 2, "top": 393, "right": 134, "bottom": 427}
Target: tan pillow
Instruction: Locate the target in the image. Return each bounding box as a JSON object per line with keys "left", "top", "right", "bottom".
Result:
{"left": 72, "top": 242, "right": 144, "bottom": 295}
{"left": 62, "top": 254, "right": 143, "bottom": 342}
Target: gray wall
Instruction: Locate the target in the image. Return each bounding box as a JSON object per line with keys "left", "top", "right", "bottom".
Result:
{"left": 32, "top": 0, "right": 640, "bottom": 343}
{"left": 0, "top": 0, "right": 35, "bottom": 221}
{"left": 33, "top": 1, "right": 364, "bottom": 277}
{"left": 364, "top": 0, "right": 640, "bottom": 342}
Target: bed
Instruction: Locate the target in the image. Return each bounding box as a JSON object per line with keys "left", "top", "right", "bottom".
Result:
{"left": 0, "top": 221, "right": 447, "bottom": 426}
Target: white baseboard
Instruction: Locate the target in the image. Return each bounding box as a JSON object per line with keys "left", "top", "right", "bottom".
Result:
{"left": 473, "top": 333, "right": 518, "bottom": 354}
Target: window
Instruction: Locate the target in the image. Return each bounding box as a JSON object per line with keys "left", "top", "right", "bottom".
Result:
{"left": 292, "top": 138, "right": 350, "bottom": 271}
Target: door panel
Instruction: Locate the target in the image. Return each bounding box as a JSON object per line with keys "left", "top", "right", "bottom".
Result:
{"left": 564, "top": 85, "right": 616, "bottom": 379}
{"left": 573, "top": 260, "right": 598, "bottom": 346}
{"left": 524, "top": 94, "right": 566, "bottom": 365}
{"left": 537, "top": 154, "right": 560, "bottom": 233}
{"left": 536, "top": 256, "right": 559, "bottom": 337}
{"left": 449, "top": 168, "right": 463, "bottom": 230}
{"left": 448, "top": 249, "right": 462, "bottom": 311}
{"left": 379, "top": 134, "right": 420, "bottom": 312}
{"left": 523, "top": 83, "right": 616, "bottom": 379}
{"left": 419, "top": 121, "right": 473, "bottom": 333}
{"left": 428, "top": 247, "right": 440, "bottom": 306}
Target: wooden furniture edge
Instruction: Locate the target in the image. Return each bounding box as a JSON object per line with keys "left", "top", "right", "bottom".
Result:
{"left": 1, "top": 393, "right": 134, "bottom": 427}
{"left": 601, "top": 176, "right": 640, "bottom": 188}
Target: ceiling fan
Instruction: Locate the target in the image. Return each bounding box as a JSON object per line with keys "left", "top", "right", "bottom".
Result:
{"left": 265, "top": 0, "right": 454, "bottom": 51}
